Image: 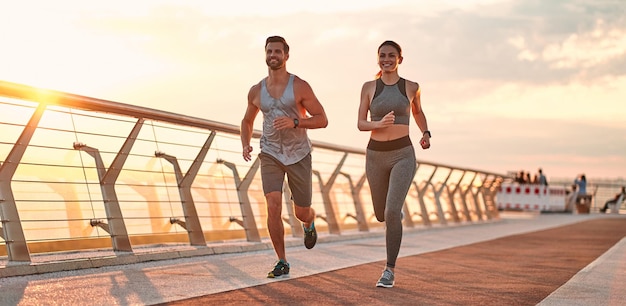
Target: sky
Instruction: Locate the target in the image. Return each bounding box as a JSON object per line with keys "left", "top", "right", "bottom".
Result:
{"left": 1, "top": 0, "right": 625, "bottom": 180}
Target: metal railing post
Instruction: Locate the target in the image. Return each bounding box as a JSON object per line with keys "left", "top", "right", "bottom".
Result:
{"left": 450, "top": 171, "right": 471, "bottom": 222}
{"left": 434, "top": 170, "right": 457, "bottom": 223}
{"left": 425, "top": 166, "right": 448, "bottom": 225}
{"left": 480, "top": 174, "right": 502, "bottom": 220}
{"left": 217, "top": 158, "right": 261, "bottom": 242}
{"left": 0, "top": 104, "right": 46, "bottom": 262}
{"left": 154, "top": 131, "right": 214, "bottom": 246}
{"left": 470, "top": 176, "right": 486, "bottom": 221}
{"left": 411, "top": 181, "right": 431, "bottom": 226}
{"left": 312, "top": 152, "right": 347, "bottom": 235}
{"left": 340, "top": 172, "right": 369, "bottom": 232}
{"left": 73, "top": 118, "right": 145, "bottom": 252}
{"left": 461, "top": 173, "right": 478, "bottom": 220}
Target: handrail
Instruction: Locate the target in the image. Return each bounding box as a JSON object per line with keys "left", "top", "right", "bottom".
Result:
{"left": 0, "top": 80, "right": 368, "bottom": 155}
{"left": 0, "top": 79, "right": 508, "bottom": 265}
{"left": 1, "top": 79, "right": 506, "bottom": 173}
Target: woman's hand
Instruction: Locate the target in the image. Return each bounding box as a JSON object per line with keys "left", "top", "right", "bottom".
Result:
{"left": 420, "top": 134, "right": 430, "bottom": 149}
{"left": 377, "top": 111, "right": 395, "bottom": 129}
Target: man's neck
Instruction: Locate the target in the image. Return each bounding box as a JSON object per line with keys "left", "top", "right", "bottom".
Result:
{"left": 267, "top": 68, "right": 289, "bottom": 83}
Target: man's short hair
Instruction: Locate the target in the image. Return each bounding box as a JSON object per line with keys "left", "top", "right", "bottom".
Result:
{"left": 265, "top": 36, "right": 289, "bottom": 54}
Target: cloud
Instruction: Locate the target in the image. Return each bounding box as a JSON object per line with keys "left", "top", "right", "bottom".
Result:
{"left": 385, "top": 0, "right": 626, "bottom": 85}
{"left": 2, "top": 0, "right": 625, "bottom": 178}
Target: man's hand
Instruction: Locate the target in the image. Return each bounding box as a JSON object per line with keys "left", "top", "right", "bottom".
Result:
{"left": 243, "top": 145, "right": 253, "bottom": 161}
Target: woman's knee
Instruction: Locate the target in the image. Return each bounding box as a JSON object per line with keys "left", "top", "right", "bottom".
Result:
{"left": 375, "top": 211, "right": 385, "bottom": 222}
{"left": 385, "top": 209, "right": 402, "bottom": 224}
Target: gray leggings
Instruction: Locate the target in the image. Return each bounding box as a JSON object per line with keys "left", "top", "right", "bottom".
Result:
{"left": 366, "top": 143, "right": 416, "bottom": 269}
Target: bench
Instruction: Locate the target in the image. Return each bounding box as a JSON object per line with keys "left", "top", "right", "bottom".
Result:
{"left": 575, "top": 194, "right": 593, "bottom": 214}
{"left": 608, "top": 193, "right": 625, "bottom": 214}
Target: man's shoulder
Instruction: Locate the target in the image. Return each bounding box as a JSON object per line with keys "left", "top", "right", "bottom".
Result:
{"left": 249, "top": 79, "right": 263, "bottom": 91}
{"left": 292, "top": 74, "right": 313, "bottom": 91}
{"left": 292, "top": 74, "right": 307, "bottom": 84}
{"left": 247, "top": 80, "right": 264, "bottom": 100}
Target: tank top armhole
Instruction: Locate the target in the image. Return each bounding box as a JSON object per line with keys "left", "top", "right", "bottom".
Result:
{"left": 398, "top": 78, "right": 407, "bottom": 99}
{"left": 373, "top": 78, "right": 384, "bottom": 100}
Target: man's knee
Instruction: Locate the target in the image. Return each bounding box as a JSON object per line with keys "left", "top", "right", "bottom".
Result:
{"left": 294, "top": 206, "right": 313, "bottom": 221}
{"left": 266, "top": 192, "right": 282, "bottom": 214}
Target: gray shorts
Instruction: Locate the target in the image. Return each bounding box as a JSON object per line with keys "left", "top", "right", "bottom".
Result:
{"left": 259, "top": 152, "right": 312, "bottom": 207}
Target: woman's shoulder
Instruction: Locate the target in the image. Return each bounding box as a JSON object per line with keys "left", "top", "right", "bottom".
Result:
{"left": 361, "top": 79, "right": 377, "bottom": 90}
{"left": 403, "top": 78, "right": 419, "bottom": 91}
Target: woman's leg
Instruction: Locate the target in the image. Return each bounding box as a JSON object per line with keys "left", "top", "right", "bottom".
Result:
{"left": 383, "top": 147, "right": 416, "bottom": 269}
{"left": 366, "top": 150, "right": 391, "bottom": 222}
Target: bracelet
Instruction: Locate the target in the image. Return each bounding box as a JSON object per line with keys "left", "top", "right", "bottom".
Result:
{"left": 423, "top": 130, "right": 431, "bottom": 138}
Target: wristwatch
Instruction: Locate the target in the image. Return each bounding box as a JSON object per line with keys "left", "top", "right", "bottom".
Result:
{"left": 293, "top": 118, "right": 299, "bottom": 128}
{"left": 423, "top": 130, "right": 431, "bottom": 138}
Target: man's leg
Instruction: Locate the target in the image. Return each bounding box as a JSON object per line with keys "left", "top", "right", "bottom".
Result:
{"left": 266, "top": 191, "right": 286, "bottom": 260}
{"left": 294, "top": 205, "right": 315, "bottom": 228}
{"left": 286, "top": 153, "right": 315, "bottom": 228}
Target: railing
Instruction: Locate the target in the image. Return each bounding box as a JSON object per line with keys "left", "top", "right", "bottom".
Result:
{"left": 549, "top": 179, "right": 626, "bottom": 211}
{"left": 0, "top": 80, "right": 507, "bottom": 264}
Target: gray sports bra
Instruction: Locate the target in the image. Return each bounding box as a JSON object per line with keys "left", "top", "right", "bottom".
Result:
{"left": 369, "top": 78, "right": 412, "bottom": 125}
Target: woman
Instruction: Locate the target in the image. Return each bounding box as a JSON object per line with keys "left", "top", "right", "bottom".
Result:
{"left": 357, "top": 40, "right": 431, "bottom": 288}
{"left": 574, "top": 174, "right": 587, "bottom": 195}
{"left": 574, "top": 174, "right": 588, "bottom": 206}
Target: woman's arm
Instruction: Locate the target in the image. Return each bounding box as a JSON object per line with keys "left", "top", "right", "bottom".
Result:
{"left": 409, "top": 81, "right": 430, "bottom": 149}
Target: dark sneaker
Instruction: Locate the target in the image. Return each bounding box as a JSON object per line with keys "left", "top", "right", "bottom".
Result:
{"left": 267, "top": 260, "right": 290, "bottom": 278}
{"left": 376, "top": 269, "right": 395, "bottom": 288}
{"left": 303, "top": 222, "right": 317, "bottom": 249}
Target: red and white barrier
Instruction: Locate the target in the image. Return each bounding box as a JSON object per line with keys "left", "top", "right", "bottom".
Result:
{"left": 496, "top": 184, "right": 567, "bottom": 212}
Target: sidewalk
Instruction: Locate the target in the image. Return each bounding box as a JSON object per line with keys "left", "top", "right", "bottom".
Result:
{"left": 0, "top": 213, "right": 624, "bottom": 305}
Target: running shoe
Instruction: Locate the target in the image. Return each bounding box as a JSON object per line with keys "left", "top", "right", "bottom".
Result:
{"left": 303, "top": 222, "right": 317, "bottom": 249}
{"left": 376, "top": 269, "right": 395, "bottom": 288}
{"left": 267, "top": 260, "right": 290, "bottom": 278}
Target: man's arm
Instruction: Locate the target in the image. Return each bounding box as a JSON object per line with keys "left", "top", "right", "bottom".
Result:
{"left": 293, "top": 77, "right": 328, "bottom": 129}
{"left": 241, "top": 84, "right": 260, "bottom": 161}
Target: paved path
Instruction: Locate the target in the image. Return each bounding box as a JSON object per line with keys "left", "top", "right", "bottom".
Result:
{"left": 0, "top": 213, "right": 624, "bottom": 305}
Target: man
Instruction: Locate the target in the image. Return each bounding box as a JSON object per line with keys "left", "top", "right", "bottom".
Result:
{"left": 600, "top": 186, "right": 626, "bottom": 213}
{"left": 538, "top": 168, "right": 548, "bottom": 186}
{"left": 240, "top": 36, "right": 328, "bottom": 278}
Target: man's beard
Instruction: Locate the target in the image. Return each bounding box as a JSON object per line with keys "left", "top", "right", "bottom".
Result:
{"left": 266, "top": 58, "right": 284, "bottom": 70}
